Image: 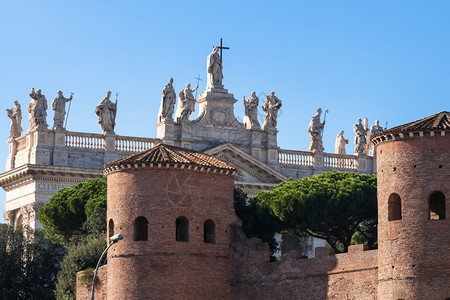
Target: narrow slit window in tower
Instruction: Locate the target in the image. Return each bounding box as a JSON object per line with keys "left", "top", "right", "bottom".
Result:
{"left": 108, "top": 219, "right": 114, "bottom": 239}
{"left": 134, "top": 216, "right": 148, "bottom": 241}
{"left": 429, "top": 191, "right": 446, "bottom": 220}
{"left": 388, "top": 193, "right": 402, "bottom": 221}
{"left": 176, "top": 216, "right": 189, "bottom": 242}
{"left": 204, "top": 219, "right": 216, "bottom": 244}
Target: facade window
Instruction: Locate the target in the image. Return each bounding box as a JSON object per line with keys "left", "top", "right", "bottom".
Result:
{"left": 176, "top": 216, "right": 189, "bottom": 242}
{"left": 204, "top": 219, "right": 216, "bottom": 244}
{"left": 134, "top": 216, "right": 148, "bottom": 241}
{"left": 388, "top": 193, "right": 402, "bottom": 221}
{"left": 429, "top": 191, "right": 446, "bottom": 220}
{"left": 108, "top": 219, "right": 115, "bottom": 239}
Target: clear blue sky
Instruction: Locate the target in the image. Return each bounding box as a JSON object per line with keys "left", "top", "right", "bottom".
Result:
{"left": 0, "top": 1, "right": 449, "bottom": 219}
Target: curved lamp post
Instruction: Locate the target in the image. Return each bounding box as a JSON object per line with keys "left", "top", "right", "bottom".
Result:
{"left": 91, "top": 233, "right": 124, "bottom": 300}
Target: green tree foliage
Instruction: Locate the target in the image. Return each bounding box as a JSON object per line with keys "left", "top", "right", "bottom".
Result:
{"left": 234, "top": 188, "right": 282, "bottom": 255}
{"left": 55, "top": 235, "right": 106, "bottom": 300}
{"left": 257, "top": 171, "right": 377, "bottom": 253}
{"left": 0, "top": 224, "right": 65, "bottom": 299}
{"left": 38, "top": 177, "right": 107, "bottom": 244}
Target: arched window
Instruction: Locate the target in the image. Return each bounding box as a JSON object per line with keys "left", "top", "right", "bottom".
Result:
{"left": 204, "top": 219, "right": 216, "bottom": 244}
{"left": 388, "top": 193, "right": 402, "bottom": 221}
{"left": 429, "top": 191, "right": 446, "bottom": 220}
{"left": 176, "top": 216, "right": 189, "bottom": 242}
{"left": 134, "top": 216, "right": 148, "bottom": 241}
{"left": 108, "top": 219, "right": 114, "bottom": 239}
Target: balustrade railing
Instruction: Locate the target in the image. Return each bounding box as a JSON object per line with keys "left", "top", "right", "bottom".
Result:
{"left": 65, "top": 132, "right": 156, "bottom": 153}
{"left": 323, "top": 153, "right": 357, "bottom": 170}
{"left": 278, "top": 150, "right": 314, "bottom": 167}
{"left": 115, "top": 136, "right": 155, "bottom": 152}
{"left": 65, "top": 132, "right": 104, "bottom": 150}
{"left": 279, "top": 149, "right": 359, "bottom": 171}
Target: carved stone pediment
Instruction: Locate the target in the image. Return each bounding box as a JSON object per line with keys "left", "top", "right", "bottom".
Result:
{"left": 205, "top": 143, "right": 288, "bottom": 196}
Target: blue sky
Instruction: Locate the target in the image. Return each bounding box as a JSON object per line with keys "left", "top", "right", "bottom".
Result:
{"left": 0, "top": 1, "right": 449, "bottom": 219}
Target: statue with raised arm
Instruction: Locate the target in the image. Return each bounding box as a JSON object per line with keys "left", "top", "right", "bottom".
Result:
{"left": 368, "top": 120, "right": 384, "bottom": 156}
{"left": 262, "top": 91, "right": 282, "bottom": 130}
{"left": 158, "top": 77, "right": 176, "bottom": 122}
{"left": 51, "top": 90, "right": 73, "bottom": 130}
{"left": 308, "top": 108, "right": 326, "bottom": 152}
{"left": 175, "top": 83, "right": 198, "bottom": 122}
{"left": 243, "top": 91, "right": 260, "bottom": 129}
{"left": 95, "top": 91, "right": 117, "bottom": 134}
{"left": 6, "top": 100, "right": 23, "bottom": 138}
{"left": 28, "top": 88, "right": 48, "bottom": 129}
{"left": 206, "top": 47, "right": 223, "bottom": 88}
{"left": 353, "top": 118, "right": 368, "bottom": 154}
{"left": 335, "top": 130, "right": 349, "bottom": 154}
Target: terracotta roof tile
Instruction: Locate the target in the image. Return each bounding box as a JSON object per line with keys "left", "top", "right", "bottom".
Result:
{"left": 373, "top": 111, "right": 450, "bottom": 138}
{"left": 103, "top": 143, "right": 234, "bottom": 171}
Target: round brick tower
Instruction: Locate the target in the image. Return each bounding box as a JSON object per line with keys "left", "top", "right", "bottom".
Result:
{"left": 102, "top": 144, "right": 240, "bottom": 300}
{"left": 372, "top": 111, "right": 450, "bottom": 300}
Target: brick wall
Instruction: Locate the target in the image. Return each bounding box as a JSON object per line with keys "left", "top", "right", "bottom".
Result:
{"left": 230, "top": 225, "right": 378, "bottom": 300}
{"left": 376, "top": 132, "right": 450, "bottom": 299}
{"left": 104, "top": 166, "right": 239, "bottom": 300}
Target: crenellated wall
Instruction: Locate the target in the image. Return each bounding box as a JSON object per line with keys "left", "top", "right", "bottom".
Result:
{"left": 230, "top": 225, "right": 378, "bottom": 300}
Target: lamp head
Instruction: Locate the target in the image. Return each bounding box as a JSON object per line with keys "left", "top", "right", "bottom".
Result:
{"left": 110, "top": 233, "right": 124, "bottom": 243}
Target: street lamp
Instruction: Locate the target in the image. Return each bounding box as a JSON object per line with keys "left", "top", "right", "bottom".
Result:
{"left": 91, "top": 233, "right": 124, "bottom": 300}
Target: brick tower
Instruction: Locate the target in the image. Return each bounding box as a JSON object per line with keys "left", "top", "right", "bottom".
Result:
{"left": 102, "top": 144, "right": 239, "bottom": 300}
{"left": 372, "top": 111, "right": 450, "bottom": 299}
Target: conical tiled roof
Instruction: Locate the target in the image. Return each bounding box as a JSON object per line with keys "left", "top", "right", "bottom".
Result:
{"left": 103, "top": 143, "right": 235, "bottom": 174}
{"left": 373, "top": 111, "right": 450, "bottom": 137}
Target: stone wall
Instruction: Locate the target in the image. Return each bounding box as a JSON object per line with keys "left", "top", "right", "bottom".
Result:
{"left": 230, "top": 225, "right": 378, "bottom": 300}
{"left": 76, "top": 265, "right": 107, "bottom": 300}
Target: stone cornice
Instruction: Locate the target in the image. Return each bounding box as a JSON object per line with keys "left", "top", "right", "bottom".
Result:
{"left": 0, "top": 164, "right": 103, "bottom": 190}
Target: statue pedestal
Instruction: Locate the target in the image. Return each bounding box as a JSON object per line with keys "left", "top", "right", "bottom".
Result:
{"left": 156, "top": 120, "right": 176, "bottom": 145}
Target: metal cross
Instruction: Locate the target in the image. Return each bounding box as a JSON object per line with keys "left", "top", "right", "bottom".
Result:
{"left": 214, "top": 38, "right": 230, "bottom": 64}
{"left": 194, "top": 75, "right": 203, "bottom": 98}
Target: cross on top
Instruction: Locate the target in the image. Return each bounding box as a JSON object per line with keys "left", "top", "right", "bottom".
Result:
{"left": 214, "top": 38, "right": 229, "bottom": 64}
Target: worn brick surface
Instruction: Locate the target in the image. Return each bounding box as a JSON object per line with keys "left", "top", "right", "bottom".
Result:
{"left": 376, "top": 132, "right": 450, "bottom": 300}
{"left": 105, "top": 167, "right": 238, "bottom": 300}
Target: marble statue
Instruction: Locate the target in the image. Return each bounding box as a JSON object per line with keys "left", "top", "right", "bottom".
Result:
{"left": 28, "top": 88, "right": 48, "bottom": 129}
{"left": 368, "top": 120, "right": 384, "bottom": 155}
{"left": 308, "top": 108, "right": 326, "bottom": 152}
{"left": 175, "top": 83, "right": 198, "bottom": 122}
{"left": 353, "top": 118, "right": 368, "bottom": 154}
{"left": 243, "top": 91, "right": 260, "bottom": 129}
{"left": 262, "top": 92, "right": 282, "bottom": 130}
{"left": 6, "top": 100, "right": 23, "bottom": 138}
{"left": 207, "top": 47, "right": 223, "bottom": 88}
{"left": 159, "top": 77, "right": 176, "bottom": 122}
{"left": 95, "top": 91, "right": 117, "bottom": 134}
{"left": 335, "top": 130, "right": 348, "bottom": 154}
{"left": 51, "top": 90, "right": 73, "bottom": 130}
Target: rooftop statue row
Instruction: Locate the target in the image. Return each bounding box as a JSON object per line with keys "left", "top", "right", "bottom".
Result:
{"left": 7, "top": 89, "right": 118, "bottom": 137}
{"left": 306, "top": 107, "right": 382, "bottom": 156}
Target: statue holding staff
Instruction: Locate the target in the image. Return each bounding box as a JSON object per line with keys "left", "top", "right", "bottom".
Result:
{"left": 175, "top": 83, "right": 198, "bottom": 122}
{"left": 308, "top": 108, "right": 326, "bottom": 152}
{"left": 95, "top": 91, "right": 117, "bottom": 134}
{"left": 51, "top": 90, "right": 73, "bottom": 130}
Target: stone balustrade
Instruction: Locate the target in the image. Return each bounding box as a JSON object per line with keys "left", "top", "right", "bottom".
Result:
{"left": 278, "top": 149, "right": 375, "bottom": 176}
